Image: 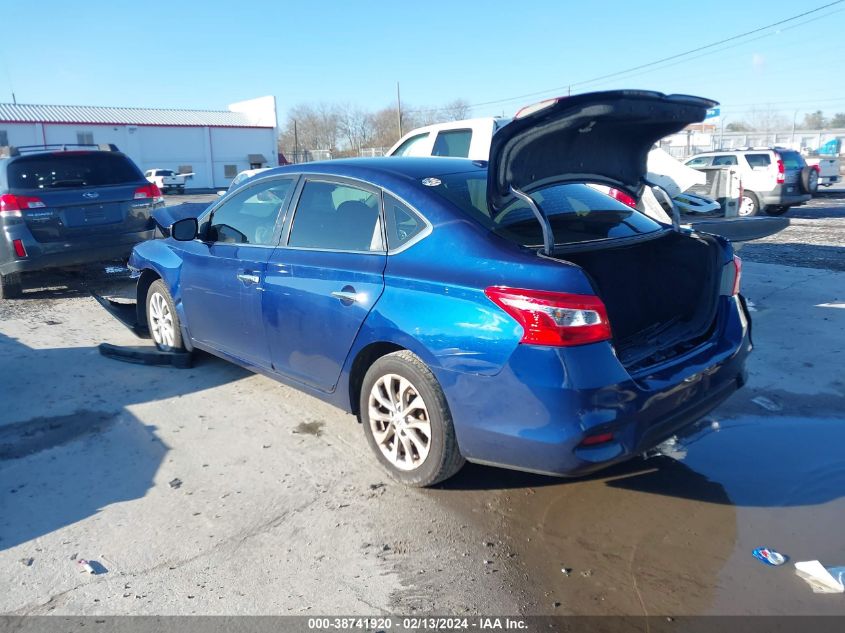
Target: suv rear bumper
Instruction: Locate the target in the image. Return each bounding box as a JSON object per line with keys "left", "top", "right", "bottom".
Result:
{"left": 0, "top": 229, "right": 155, "bottom": 275}
{"left": 759, "top": 184, "right": 810, "bottom": 208}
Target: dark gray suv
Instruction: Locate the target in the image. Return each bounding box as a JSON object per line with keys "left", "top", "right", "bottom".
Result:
{"left": 0, "top": 144, "right": 162, "bottom": 298}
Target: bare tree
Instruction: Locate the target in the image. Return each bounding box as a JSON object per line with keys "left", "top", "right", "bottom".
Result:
{"left": 747, "top": 106, "right": 789, "bottom": 132}
{"left": 337, "top": 105, "right": 375, "bottom": 154}
{"left": 279, "top": 103, "right": 342, "bottom": 154}
{"left": 440, "top": 98, "right": 472, "bottom": 121}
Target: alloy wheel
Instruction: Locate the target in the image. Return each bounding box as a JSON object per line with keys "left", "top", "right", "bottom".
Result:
{"left": 149, "top": 291, "right": 175, "bottom": 348}
{"left": 368, "top": 373, "right": 432, "bottom": 471}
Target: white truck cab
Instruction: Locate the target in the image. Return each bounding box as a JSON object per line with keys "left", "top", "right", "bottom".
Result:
{"left": 388, "top": 118, "right": 511, "bottom": 160}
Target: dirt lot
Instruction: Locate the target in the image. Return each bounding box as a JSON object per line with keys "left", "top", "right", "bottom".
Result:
{"left": 1, "top": 192, "right": 844, "bottom": 616}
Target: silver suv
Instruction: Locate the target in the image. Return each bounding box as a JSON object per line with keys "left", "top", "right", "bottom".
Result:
{"left": 685, "top": 148, "right": 813, "bottom": 216}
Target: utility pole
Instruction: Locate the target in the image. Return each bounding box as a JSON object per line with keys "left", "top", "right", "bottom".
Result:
{"left": 293, "top": 120, "right": 298, "bottom": 164}
{"left": 396, "top": 82, "right": 403, "bottom": 138}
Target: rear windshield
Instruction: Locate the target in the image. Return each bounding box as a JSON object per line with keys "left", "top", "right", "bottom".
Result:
{"left": 778, "top": 151, "right": 805, "bottom": 170}
{"left": 427, "top": 171, "right": 663, "bottom": 247}
{"left": 8, "top": 152, "right": 142, "bottom": 190}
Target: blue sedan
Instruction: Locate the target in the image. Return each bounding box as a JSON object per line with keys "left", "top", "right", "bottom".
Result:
{"left": 128, "top": 91, "right": 751, "bottom": 486}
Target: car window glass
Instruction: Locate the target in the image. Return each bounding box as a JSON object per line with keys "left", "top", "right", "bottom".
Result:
{"left": 711, "top": 155, "right": 738, "bottom": 166}
{"left": 745, "top": 154, "right": 771, "bottom": 168}
{"left": 392, "top": 133, "right": 430, "bottom": 157}
{"left": 779, "top": 151, "right": 805, "bottom": 170}
{"left": 685, "top": 156, "right": 712, "bottom": 167}
{"left": 7, "top": 153, "right": 142, "bottom": 190}
{"left": 432, "top": 129, "right": 472, "bottom": 158}
{"left": 428, "top": 172, "right": 661, "bottom": 247}
{"left": 288, "top": 181, "right": 382, "bottom": 252}
{"left": 208, "top": 178, "right": 293, "bottom": 245}
{"left": 384, "top": 193, "right": 426, "bottom": 249}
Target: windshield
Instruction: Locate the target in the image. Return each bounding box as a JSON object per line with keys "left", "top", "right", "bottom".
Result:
{"left": 427, "top": 171, "right": 663, "bottom": 247}
{"left": 8, "top": 152, "right": 142, "bottom": 190}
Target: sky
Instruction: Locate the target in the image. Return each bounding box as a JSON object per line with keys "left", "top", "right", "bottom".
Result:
{"left": 1, "top": 0, "right": 844, "bottom": 127}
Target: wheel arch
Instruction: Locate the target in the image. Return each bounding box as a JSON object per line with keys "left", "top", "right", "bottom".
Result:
{"left": 347, "top": 341, "right": 406, "bottom": 417}
{"left": 135, "top": 269, "right": 161, "bottom": 329}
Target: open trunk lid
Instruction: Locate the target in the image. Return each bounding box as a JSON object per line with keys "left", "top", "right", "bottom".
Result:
{"left": 487, "top": 90, "right": 717, "bottom": 216}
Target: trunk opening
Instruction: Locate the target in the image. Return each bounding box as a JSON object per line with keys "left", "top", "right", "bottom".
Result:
{"left": 558, "top": 232, "right": 722, "bottom": 370}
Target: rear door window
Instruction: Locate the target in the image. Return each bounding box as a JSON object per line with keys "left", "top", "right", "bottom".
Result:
{"left": 208, "top": 178, "right": 295, "bottom": 245}
{"left": 711, "top": 155, "right": 738, "bottom": 166}
{"left": 745, "top": 154, "right": 771, "bottom": 168}
{"left": 288, "top": 180, "right": 383, "bottom": 252}
{"left": 8, "top": 152, "right": 143, "bottom": 190}
{"left": 432, "top": 129, "right": 472, "bottom": 158}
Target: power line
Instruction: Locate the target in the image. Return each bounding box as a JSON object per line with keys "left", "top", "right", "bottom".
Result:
{"left": 455, "top": 0, "right": 844, "bottom": 113}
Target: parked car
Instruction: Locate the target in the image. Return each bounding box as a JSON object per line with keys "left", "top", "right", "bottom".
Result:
{"left": 0, "top": 144, "right": 161, "bottom": 299}
{"left": 145, "top": 168, "right": 193, "bottom": 194}
{"left": 684, "top": 148, "right": 813, "bottom": 216}
{"left": 801, "top": 152, "right": 840, "bottom": 188}
{"left": 123, "top": 91, "right": 751, "bottom": 486}
{"left": 219, "top": 167, "right": 271, "bottom": 196}
{"left": 388, "top": 117, "right": 510, "bottom": 159}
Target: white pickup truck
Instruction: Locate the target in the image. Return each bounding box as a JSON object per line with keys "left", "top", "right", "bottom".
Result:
{"left": 801, "top": 153, "right": 841, "bottom": 188}
{"left": 144, "top": 169, "right": 193, "bottom": 194}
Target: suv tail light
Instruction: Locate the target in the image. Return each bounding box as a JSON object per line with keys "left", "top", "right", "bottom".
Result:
{"left": 776, "top": 157, "right": 785, "bottom": 184}
{"left": 811, "top": 164, "right": 821, "bottom": 174}
{"left": 134, "top": 183, "right": 162, "bottom": 200}
{"left": 0, "top": 194, "right": 46, "bottom": 217}
{"left": 606, "top": 188, "right": 637, "bottom": 208}
{"left": 485, "top": 287, "right": 612, "bottom": 347}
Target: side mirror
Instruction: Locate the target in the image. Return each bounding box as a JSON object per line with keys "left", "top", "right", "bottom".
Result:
{"left": 171, "top": 217, "right": 198, "bottom": 241}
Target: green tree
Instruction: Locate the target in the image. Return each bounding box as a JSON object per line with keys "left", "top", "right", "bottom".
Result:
{"left": 726, "top": 121, "right": 751, "bottom": 132}
{"left": 830, "top": 112, "right": 845, "bottom": 128}
{"left": 802, "top": 110, "right": 827, "bottom": 129}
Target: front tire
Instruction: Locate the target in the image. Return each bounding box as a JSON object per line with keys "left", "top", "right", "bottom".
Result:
{"left": 360, "top": 350, "right": 464, "bottom": 487}
{"left": 146, "top": 279, "right": 184, "bottom": 351}
{"left": 0, "top": 272, "right": 23, "bottom": 299}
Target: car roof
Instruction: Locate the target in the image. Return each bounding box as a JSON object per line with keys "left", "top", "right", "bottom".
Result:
{"left": 258, "top": 156, "right": 486, "bottom": 182}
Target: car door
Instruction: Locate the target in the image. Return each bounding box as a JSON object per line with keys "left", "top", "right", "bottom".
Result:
{"left": 262, "top": 177, "right": 387, "bottom": 392}
{"left": 178, "top": 175, "right": 297, "bottom": 367}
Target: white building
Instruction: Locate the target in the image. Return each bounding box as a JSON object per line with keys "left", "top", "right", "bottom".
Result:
{"left": 0, "top": 96, "right": 278, "bottom": 189}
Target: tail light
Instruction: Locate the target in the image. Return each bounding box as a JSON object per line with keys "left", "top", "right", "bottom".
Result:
{"left": 776, "top": 157, "right": 785, "bottom": 184}
{"left": 485, "top": 286, "right": 612, "bottom": 347}
{"left": 0, "top": 193, "right": 46, "bottom": 217}
{"left": 134, "top": 183, "right": 162, "bottom": 200}
{"left": 606, "top": 188, "right": 637, "bottom": 208}
{"left": 811, "top": 164, "right": 821, "bottom": 173}
{"left": 13, "top": 239, "right": 26, "bottom": 258}
{"left": 731, "top": 255, "right": 742, "bottom": 296}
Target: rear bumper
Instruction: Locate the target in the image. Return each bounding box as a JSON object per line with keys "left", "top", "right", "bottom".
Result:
{"left": 437, "top": 295, "right": 752, "bottom": 477}
{"left": 0, "top": 230, "right": 155, "bottom": 275}
{"left": 759, "top": 185, "right": 810, "bottom": 207}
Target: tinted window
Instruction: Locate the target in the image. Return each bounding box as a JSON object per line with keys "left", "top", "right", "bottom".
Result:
{"left": 711, "top": 155, "right": 738, "bottom": 166}
{"left": 288, "top": 181, "right": 382, "bottom": 252}
{"left": 209, "top": 178, "right": 294, "bottom": 245}
{"left": 779, "top": 151, "right": 805, "bottom": 170}
{"left": 8, "top": 153, "right": 142, "bottom": 190}
{"left": 685, "top": 156, "right": 712, "bottom": 167}
{"left": 428, "top": 172, "right": 662, "bottom": 247}
{"left": 158, "top": 169, "right": 175, "bottom": 176}
{"left": 384, "top": 193, "right": 426, "bottom": 249}
{"left": 745, "top": 154, "right": 771, "bottom": 168}
{"left": 392, "top": 133, "right": 430, "bottom": 157}
{"left": 432, "top": 129, "right": 472, "bottom": 158}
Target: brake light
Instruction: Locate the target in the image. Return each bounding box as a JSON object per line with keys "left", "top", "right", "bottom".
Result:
{"left": 485, "top": 287, "right": 612, "bottom": 347}
{"left": 514, "top": 97, "right": 561, "bottom": 119}
{"left": 0, "top": 193, "right": 46, "bottom": 217}
{"left": 776, "top": 158, "right": 785, "bottom": 184}
{"left": 13, "top": 239, "right": 26, "bottom": 258}
{"left": 811, "top": 164, "right": 821, "bottom": 173}
{"left": 134, "top": 183, "right": 162, "bottom": 200}
{"left": 579, "top": 432, "right": 615, "bottom": 447}
{"left": 732, "top": 255, "right": 742, "bottom": 296}
{"left": 606, "top": 188, "right": 637, "bottom": 208}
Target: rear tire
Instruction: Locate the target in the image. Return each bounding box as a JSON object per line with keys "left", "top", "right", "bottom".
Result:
{"left": 359, "top": 350, "right": 464, "bottom": 487}
{"left": 765, "top": 205, "right": 790, "bottom": 216}
{"left": 0, "top": 272, "right": 23, "bottom": 299}
{"left": 739, "top": 191, "right": 759, "bottom": 217}
{"left": 146, "top": 279, "right": 184, "bottom": 351}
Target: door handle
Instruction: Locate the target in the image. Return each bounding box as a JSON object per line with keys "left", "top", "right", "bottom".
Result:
{"left": 331, "top": 290, "right": 359, "bottom": 304}
{"left": 237, "top": 273, "right": 260, "bottom": 285}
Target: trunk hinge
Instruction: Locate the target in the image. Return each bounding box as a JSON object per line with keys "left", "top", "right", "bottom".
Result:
{"left": 510, "top": 186, "right": 554, "bottom": 255}
{"left": 642, "top": 178, "right": 681, "bottom": 232}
